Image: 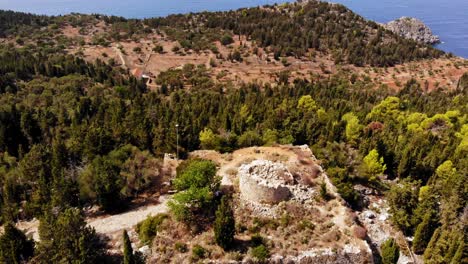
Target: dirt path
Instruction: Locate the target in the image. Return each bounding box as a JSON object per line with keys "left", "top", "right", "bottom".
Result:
{"left": 15, "top": 195, "right": 170, "bottom": 242}
{"left": 88, "top": 195, "right": 170, "bottom": 235}
{"left": 113, "top": 45, "right": 127, "bottom": 68}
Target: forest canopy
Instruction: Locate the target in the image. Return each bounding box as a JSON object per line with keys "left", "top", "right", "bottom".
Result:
{"left": 0, "top": 2, "right": 466, "bottom": 264}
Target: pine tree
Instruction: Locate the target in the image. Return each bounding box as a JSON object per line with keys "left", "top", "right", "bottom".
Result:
{"left": 361, "top": 149, "right": 387, "bottom": 181}
{"left": 214, "top": 196, "right": 235, "bottom": 250}
{"left": 123, "top": 229, "right": 134, "bottom": 264}
{"left": 37, "top": 208, "right": 104, "bottom": 263}
{"left": 0, "top": 222, "right": 34, "bottom": 263}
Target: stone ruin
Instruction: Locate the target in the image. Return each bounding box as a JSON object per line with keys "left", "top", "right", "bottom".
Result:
{"left": 238, "top": 160, "right": 295, "bottom": 204}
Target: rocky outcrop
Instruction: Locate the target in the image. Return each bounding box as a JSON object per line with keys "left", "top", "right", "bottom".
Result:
{"left": 384, "top": 17, "right": 440, "bottom": 44}
{"left": 270, "top": 245, "right": 374, "bottom": 264}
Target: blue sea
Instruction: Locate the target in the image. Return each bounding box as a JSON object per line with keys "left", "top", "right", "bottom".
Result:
{"left": 0, "top": 0, "right": 466, "bottom": 58}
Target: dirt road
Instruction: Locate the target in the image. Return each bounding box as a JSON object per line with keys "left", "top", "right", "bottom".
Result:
{"left": 88, "top": 195, "right": 169, "bottom": 235}
{"left": 16, "top": 195, "right": 170, "bottom": 242}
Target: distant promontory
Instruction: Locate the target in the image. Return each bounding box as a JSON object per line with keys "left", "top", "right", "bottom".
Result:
{"left": 383, "top": 17, "right": 441, "bottom": 45}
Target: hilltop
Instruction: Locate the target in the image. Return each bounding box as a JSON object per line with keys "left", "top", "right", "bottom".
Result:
{"left": 0, "top": 1, "right": 465, "bottom": 92}
{"left": 0, "top": 1, "right": 466, "bottom": 264}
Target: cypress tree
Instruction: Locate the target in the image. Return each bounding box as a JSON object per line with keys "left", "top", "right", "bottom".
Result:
{"left": 381, "top": 238, "right": 399, "bottom": 264}
{"left": 451, "top": 240, "right": 465, "bottom": 264}
{"left": 424, "top": 227, "right": 441, "bottom": 261}
{"left": 123, "top": 229, "right": 134, "bottom": 264}
{"left": 214, "top": 196, "right": 235, "bottom": 250}
{"left": 412, "top": 210, "right": 438, "bottom": 254}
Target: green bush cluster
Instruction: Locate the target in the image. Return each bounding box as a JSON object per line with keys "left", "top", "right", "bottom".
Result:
{"left": 136, "top": 214, "right": 168, "bottom": 245}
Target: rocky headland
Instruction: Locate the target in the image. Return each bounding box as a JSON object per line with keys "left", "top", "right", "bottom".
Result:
{"left": 384, "top": 16, "right": 441, "bottom": 44}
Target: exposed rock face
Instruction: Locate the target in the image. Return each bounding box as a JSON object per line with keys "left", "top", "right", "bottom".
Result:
{"left": 384, "top": 17, "right": 440, "bottom": 44}
{"left": 270, "top": 245, "right": 373, "bottom": 264}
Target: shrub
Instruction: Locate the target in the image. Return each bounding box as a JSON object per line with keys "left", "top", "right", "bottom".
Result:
{"left": 153, "top": 45, "right": 164, "bottom": 53}
{"left": 251, "top": 234, "right": 264, "bottom": 247}
{"left": 220, "top": 34, "right": 234, "bottom": 46}
{"left": 136, "top": 214, "right": 168, "bottom": 245}
{"left": 320, "top": 181, "right": 330, "bottom": 200}
{"left": 192, "top": 245, "right": 207, "bottom": 260}
{"left": 175, "top": 242, "right": 188, "bottom": 253}
{"left": 381, "top": 238, "right": 399, "bottom": 264}
{"left": 250, "top": 245, "right": 269, "bottom": 262}
{"left": 229, "top": 50, "right": 242, "bottom": 62}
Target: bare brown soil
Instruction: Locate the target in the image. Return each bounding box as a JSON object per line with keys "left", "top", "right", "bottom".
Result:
{"left": 4, "top": 20, "right": 465, "bottom": 91}
{"left": 60, "top": 26, "right": 467, "bottom": 91}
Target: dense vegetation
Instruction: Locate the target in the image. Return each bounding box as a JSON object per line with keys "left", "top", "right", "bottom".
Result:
{"left": 0, "top": 4, "right": 466, "bottom": 264}
{"left": 145, "top": 1, "right": 444, "bottom": 66}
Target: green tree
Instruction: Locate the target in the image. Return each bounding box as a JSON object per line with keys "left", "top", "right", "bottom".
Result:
{"left": 169, "top": 159, "right": 219, "bottom": 224}
{"left": 342, "top": 112, "right": 362, "bottom": 143}
{"left": 361, "top": 149, "right": 386, "bottom": 181}
{"left": 173, "top": 159, "right": 217, "bottom": 191}
{"left": 262, "top": 129, "right": 279, "bottom": 146}
{"left": 297, "top": 95, "right": 317, "bottom": 112}
{"left": 37, "top": 208, "right": 105, "bottom": 263}
{"left": 237, "top": 130, "right": 263, "bottom": 148}
{"left": 214, "top": 196, "right": 235, "bottom": 250}
{"left": 199, "top": 128, "right": 221, "bottom": 150}
{"left": 169, "top": 186, "right": 214, "bottom": 223}
{"left": 367, "top": 96, "right": 401, "bottom": 122}
{"left": 381, "top": 238, "right": 399, "bottom": 264}
{"left": 412, "top": 209, "right": 438, "bottom": 254}
{"left": 92, "top": 156, "right": 125, "bottom": 212}
{"left": 0, "top": 222, "right": 34, "bottom": 264}
{"left": 123, "top": 230, "right": 134, "bottom": 264}
{"left": 451, "top": 240, "right": 465, "bottom": 264}
{"left": 387, "top": 179, "right": 419, "bottom": 234}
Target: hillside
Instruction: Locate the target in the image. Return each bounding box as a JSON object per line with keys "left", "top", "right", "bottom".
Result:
{"left": 0, "top": 1, "right": 466, "bottom": 264}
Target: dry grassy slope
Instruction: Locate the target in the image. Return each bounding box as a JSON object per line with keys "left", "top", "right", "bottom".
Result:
{"left": 3, "top": 18, "right": 466, "bottom": 91}
{"left": 75, "top": 29, "right": 468, "bottom": 91}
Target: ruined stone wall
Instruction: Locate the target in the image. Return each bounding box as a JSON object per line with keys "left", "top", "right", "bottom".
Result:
{"left": 239, "top": 173, "right": 291, "bottom": 204}
{"left": 238, "top": 160, "right": 294, "bottom": 204}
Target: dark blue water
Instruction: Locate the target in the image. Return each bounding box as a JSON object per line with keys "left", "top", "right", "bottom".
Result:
{"left": 325, "top": 0, "right": 468, "bottom": 58}
{"left": 0, "top": 0, "right": 466, "bottom": 58}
